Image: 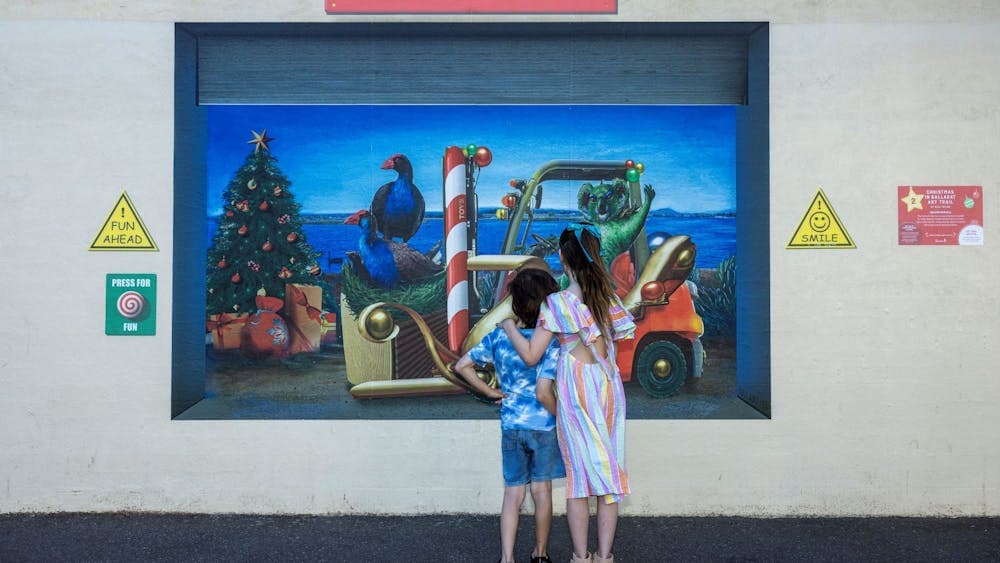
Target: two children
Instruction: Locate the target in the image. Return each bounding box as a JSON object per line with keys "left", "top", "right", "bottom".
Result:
{"left": 454, "top": 268, "right": 564, "bottom": 563}
{"left": 456, "top": 222, "right": 635, "bottom": 563}
{"left": 500, "top": 223, "right": 635, "bottom": 563}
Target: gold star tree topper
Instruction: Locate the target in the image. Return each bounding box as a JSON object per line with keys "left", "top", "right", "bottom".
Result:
{"left": 247, "top": 129, "right": 274, "bottom": 153}
{"left": 901, "top": 186, "right": 924, "bottom": 212}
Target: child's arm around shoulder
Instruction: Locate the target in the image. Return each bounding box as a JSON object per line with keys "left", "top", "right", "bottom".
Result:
{"left": 500, "top": 318, "right": 554, "bottom": 367}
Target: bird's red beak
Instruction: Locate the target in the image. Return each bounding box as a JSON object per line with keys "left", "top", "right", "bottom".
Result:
{"left": 381, "top": 153, "right": 403, "bottom": 170}
{"left": 344, "top": 210, "right": 367, "bottom": 225}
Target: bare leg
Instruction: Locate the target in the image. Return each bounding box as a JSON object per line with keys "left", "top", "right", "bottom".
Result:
{"left": 529, "top": 480, "right": 553, "bottom": 558}
{"left": 500, "top": 485, "right": 526, "bottom": 563}
{"left": 566, "top": 497, "right": 591, "bottom": 559}
{"left": 594, "top": 499, "right": 619, "bottom": 559}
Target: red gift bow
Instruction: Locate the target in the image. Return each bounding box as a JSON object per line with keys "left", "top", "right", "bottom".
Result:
{"left": 287, "top": 284, "right": 322, "bottom": 322}
{"left": 283, "top": 284, "right": 323, "bottom": 353}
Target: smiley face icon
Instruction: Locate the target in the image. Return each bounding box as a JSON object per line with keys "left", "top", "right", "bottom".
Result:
{"left": 809, "top": 211, "right": 831, "bottom": 232}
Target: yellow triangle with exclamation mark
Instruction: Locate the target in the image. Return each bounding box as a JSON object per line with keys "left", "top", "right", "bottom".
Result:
{"left": 786, "top": 188, "right": 855, "bottom": 249}
{"left": 89, "top": 190, "right": 158, "bottom": 251}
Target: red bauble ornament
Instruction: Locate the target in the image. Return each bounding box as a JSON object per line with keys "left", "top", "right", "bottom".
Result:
{"left": 225, "top": 210, "right": 235, "bottom": 218}
{"left": 259, "top": 201, "right": 270, "bottom": 212}
{"left": 286, "top": 232, "right": 298, "bottom": 243}
{"left": 625, "top": 159, "right": 635, "bottom": 168}
{"left": 238, "top": 225, "right": 248, "bottom": 236}
{"left": 231, "top": 273, "right": 242, "bottom": 284}
{"left": 502, "top": 194, "right": 517, "bottom": 209}
{"left": 262, "top": 241, "right": 273, "bottom": 252}
{"left": 473, "top": 146, "right": 493, "bottom": 167}
{"left": 217, "top": 259, "right": 227, "bottom": 269}
{"left": 640, "top": 281, "right": 664, "bottom": 301}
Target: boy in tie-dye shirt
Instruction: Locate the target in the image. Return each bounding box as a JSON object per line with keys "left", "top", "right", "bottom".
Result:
{"left": 454, "top": 268, "right": 564, "bottom": 563}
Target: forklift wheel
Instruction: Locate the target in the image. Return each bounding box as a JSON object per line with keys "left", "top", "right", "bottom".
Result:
{"left": 634, "top": 340, "right": 687, "bottom": 398}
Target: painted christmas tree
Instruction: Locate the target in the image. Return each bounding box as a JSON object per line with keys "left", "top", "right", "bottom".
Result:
{"left": 206, "top": 130, "right": 324, "bottom": 315}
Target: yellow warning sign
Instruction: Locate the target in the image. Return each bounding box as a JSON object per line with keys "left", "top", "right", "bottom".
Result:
{"left": 89, "top": 191, "right": 158, "bottom": 251}
{"left": 786, "top": 188, "right": 855, "bottom": 249}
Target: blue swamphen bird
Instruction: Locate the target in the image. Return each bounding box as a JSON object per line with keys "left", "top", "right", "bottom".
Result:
{"left": 345, "top": 209, "right": 442, "bottom": 289}
{"left": 371, "top": 153, "right": 425, "bottom": 242}
{"left": 344, "top": 210, "right": 399, "bottom": 288}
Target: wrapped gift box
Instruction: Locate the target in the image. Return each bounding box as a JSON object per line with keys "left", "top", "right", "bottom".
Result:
{"left": 284, "top": 283, "right": 323, "bottom": 354}
{"left": 206, "top": 312, "right": 249, "bottom": 350}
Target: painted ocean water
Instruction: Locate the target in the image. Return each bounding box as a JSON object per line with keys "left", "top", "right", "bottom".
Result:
{"left": 207, "top": 215, "right": 735, "bottom": 274}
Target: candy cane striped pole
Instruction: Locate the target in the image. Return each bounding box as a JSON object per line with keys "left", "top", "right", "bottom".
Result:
{"left": 443, "top": 146, "right": 469, "bottom": 353}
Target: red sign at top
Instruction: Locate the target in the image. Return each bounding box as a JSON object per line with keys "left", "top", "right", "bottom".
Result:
{"left": 326, "top": 0, "right": 616, "bottom": 14}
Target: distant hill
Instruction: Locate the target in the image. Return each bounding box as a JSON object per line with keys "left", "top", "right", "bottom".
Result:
{"left": 649, "top": 208, "right": 736, "bottom": 218}
{"left": 289, "top": 207, "right": 735, "bottom": 224}
{"left": 475, "top": 207, "right": 736, "bottom": 219}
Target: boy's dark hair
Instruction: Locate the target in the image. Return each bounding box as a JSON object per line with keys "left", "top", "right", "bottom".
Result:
{"left": 508, "top": 268, "right": 559, "bottom": 327}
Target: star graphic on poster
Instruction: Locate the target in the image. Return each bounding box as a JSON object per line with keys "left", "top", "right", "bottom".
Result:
{"left": 901, "top": 186, "right": 924, "bottom": 212}
{"left": 247, "top": 129, "right": 274, "bottom": 153}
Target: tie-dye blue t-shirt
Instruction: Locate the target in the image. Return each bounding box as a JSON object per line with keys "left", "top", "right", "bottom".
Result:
{"left": 467, "top": 327, "right": 560, "bottom": 431}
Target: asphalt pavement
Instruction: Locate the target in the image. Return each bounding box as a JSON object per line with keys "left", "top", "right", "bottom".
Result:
{"left": 1, "top": 513, "right": 998, "bottom": 562}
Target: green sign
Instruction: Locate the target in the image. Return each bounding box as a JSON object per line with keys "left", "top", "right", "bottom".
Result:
{"left": 105, "top": 273, "right": 156, "bottom": 336}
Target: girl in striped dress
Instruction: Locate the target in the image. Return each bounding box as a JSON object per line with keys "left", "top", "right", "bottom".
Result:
{"left": 500, "top": 222, "right": 635, "bottom": 563}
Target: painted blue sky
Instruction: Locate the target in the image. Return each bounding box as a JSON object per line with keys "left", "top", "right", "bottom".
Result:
{"left": 206, "top": 105, "right": 735, "bottom": 215}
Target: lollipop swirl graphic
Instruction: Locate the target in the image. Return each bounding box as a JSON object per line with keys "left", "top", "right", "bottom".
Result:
{"left": 117, "top": 291, "right": 146, "bottom": 319}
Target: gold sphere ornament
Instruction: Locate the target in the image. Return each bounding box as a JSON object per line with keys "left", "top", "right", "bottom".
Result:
{"left": 652, "top": 358, "right": 672, "bottom": 379}
{"left": 365, "top": 307, "right": 394, "bottom": 341}
{"left": 636, "top": 162, "right": 645, "bottom": 174}
{"left": 676, "top": 248, "right": 695, "bottom": 268}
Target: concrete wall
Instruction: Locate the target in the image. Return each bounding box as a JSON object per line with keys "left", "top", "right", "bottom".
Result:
{"left": 1, "top": 2, "right": 998, "bottom": 515}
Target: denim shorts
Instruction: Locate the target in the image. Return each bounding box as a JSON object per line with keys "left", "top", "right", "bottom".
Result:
{"left": 501, "top": 428, "right": 566, "bottom": 487}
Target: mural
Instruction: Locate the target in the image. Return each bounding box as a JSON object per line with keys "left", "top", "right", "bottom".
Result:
{"left": 194, "top": 105, "right": 744, "bottom": 419}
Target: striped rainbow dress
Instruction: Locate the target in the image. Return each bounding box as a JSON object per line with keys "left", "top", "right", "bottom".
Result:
{"left": 538, "top": 290, "right": 636, "bottom": 503}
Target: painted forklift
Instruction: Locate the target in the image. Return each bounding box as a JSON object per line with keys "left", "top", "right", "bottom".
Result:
{"left": 492, "top": 159, "right": 705, "bottom": 398}
{"left": 345, "top": 147, "right": 703, "bottom": 399}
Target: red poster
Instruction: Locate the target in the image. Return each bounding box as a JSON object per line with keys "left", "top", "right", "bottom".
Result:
{"left": 325, "top": 0, "right": 616, "bottom": 14}
{"left": 898, "top": 185, "right": 983, "bottom": 246}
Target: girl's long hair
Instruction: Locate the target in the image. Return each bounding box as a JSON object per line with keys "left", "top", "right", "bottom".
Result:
{"left": 559, "top": 226, "right": 615, "bottom": 334}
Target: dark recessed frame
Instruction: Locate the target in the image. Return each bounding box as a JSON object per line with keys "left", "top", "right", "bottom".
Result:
{"left": 172, "top": 22, "right": 769, "bottom": 418}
